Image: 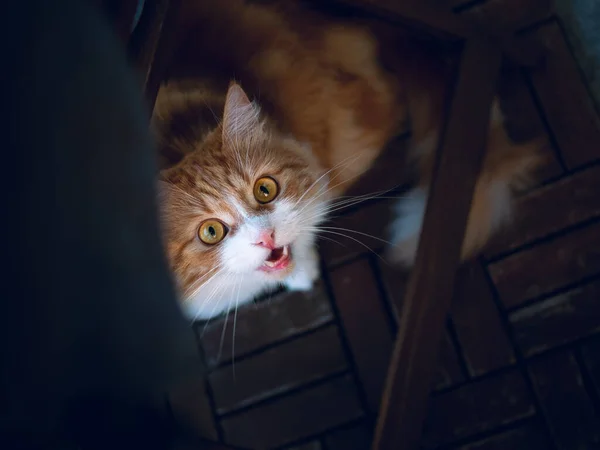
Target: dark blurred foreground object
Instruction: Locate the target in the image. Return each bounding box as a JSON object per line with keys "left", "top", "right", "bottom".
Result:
{"left": 0, "top": 0, "right": 212, "bottom": 448}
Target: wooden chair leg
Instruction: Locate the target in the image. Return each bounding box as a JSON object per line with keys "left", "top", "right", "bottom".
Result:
{"left": 371, "top": 38, "right": 502, "bottom": 450}
{"left": 128, "top": 0, "right": 183, "bottom": 109}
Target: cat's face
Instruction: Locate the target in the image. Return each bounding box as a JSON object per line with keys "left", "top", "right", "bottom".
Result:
{"left": 158, "top": 84, "right": 329, "bottom": 315}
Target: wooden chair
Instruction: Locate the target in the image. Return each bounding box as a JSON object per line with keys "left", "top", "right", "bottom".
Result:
{"left": 111, "top": 1, "right": 547, "bottom": 449}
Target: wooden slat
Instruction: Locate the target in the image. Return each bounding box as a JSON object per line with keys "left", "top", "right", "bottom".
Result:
{"left": 433, "top": 331, "right": 466, "bottom": 390}
{"left": 220, "top": 376, "right": 363, "bottom": 448}
{"left": 330, "top": 258, "right": 394, "bottom": 412}
{"left": 528, "top": 22, "right": 600, "bottom": 169}
{"left": 200, "top": 284, "right": 333, "bottom": 368}
{"left": 451, "top": 263, "right": 515, "bottom": 376}
{"left": 510, "top": 278, "right": 600, "bottom": 356}
{"left": 485, "top": 164, "right": 600, "bottom": 258}
{"left": 580, "top": 336, "right": 600, "bottom": 397}
{"left": 377, "top": 263, "right": 466, "bottom": 391}
{"left": 421, "top": 370, "right": 535, "bottom": 448}
{"left": 372, "top": 39, "right": 502, "bottom": 450}
{"left": 208, "top": 326, "right": 347, "bottom": 414}
{"left": 453, "top": 0, "right": 553, "bottom": 34}
{"left": 335, "top": 0, "right": 471, "bottom": 38}
{"left": 529, "top": 351, "right": 600, "bottom": 448}
{"left": 129, "top": 0, "right": 183, "bottom": 110}
{"left": 328, "top": 0, "right": 543, "bottom": 66}
{"left": 489, "top": 221, "right": 600, "bottom": 308}
{"left": 453, "top": 422, "right": 551, "bottom": 450}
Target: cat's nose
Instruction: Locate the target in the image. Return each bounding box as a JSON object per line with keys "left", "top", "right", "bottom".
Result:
{"left": 254, "top": 230, "right": 275, "bottom": 249}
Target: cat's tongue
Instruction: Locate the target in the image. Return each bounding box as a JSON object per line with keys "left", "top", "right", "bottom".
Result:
{"left": 261, "top": 245, "right": 291, "bottom": 272}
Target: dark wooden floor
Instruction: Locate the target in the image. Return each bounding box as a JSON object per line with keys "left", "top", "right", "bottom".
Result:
{"left": 166, "top": 8, "right": 600, "bottom": 450}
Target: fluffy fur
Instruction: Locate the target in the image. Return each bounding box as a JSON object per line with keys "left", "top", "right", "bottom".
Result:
{"left": 155, "top": 0, "right": 543, "bottom": 320}
{"left": 158, "top": 83, "right": 328, "bottom": 319}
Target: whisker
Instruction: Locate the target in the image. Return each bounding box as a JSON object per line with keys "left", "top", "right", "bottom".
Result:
{"left": 217, "top": 295, "right": 232, "bottom": 364}
{"left": 294, "top": 167, "right": 363, "bottom": 217}
{"left": 185, "top": 264, "right": 225, "bottom": 302}
{"left": 291, "top": 152, "right": 363, "bottom": 212}
{"left": 231, "top": 273, "right": 243, "bottom": 380}
{"left": 316, "top": 234, "right": 347, "bottom": 247}
{"left": 306, "top": 229, "right": 387, "bottom": 263}
{"left": 296, "top": 190, "right": 407, "bottom": 227}
{"left": 197, "top": 281, "right": 227, "bottom": 331}
{"left": 315, "top": 226, "right": 396, "bottom": 246}
{"left": 293, "top": 150, "right": 375, "bottom": 214}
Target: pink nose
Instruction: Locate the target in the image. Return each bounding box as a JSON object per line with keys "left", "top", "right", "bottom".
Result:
{"left": 254, "top": 230, "right": 275, "bottom": 249}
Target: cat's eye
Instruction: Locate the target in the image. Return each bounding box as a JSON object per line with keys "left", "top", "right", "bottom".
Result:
{"left": 198, "top": 219, "right": 228, "bottom": 245}
{"left": 253, "top": 177, "right": 279, "bottom": 204}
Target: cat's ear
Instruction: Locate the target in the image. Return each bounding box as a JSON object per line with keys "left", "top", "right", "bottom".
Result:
{"left": 222, "top": 82, "right": 261, "bottom": 142}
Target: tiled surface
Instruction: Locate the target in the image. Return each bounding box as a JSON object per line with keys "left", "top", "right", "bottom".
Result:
{"left": 167, "top": 4, "right": 600, "bottom": 450}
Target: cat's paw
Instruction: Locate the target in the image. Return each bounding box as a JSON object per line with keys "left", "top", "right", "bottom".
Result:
{"left": 284, "top": 249, "right": 320, "bottom": 292}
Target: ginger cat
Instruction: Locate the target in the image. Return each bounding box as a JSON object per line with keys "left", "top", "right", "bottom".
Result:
{"left": 154, "top": 0, "right": 542, "bottom": 320}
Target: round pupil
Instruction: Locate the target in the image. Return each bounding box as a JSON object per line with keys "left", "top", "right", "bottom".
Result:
{"left": 260, "top": 185, "right": 270, "bottom": 196}
{"left": 208, "top": 226, "right": 216, "bottom": 237}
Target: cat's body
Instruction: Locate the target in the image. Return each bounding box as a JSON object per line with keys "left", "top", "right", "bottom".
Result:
{"left": 155, "top": 0, "right": 542, "bottom": 320}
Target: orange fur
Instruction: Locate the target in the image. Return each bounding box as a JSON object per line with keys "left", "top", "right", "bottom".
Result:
{"left": 158, "top": 83, "right": 327, "bottom": 311}
{"left": 157, "top": 0, "right": 544, "bottom": 292}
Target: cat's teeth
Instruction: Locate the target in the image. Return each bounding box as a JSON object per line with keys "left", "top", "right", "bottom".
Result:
{"left": 283, "top": 245, "right": 289, "bottom": 256}
{"left": 263, "top": 260, "right": 277, "bottom": 268}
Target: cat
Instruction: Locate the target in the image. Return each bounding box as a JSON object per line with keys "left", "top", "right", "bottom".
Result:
{"left": 154, "top": 0, "right": 543, "bottom": 320}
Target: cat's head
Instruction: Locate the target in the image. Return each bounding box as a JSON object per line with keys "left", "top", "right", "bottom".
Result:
{"left": 158, "top": 83, "right": 329, "bottom": 318}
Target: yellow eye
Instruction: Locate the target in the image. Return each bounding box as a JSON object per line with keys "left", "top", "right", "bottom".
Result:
{"left": 253, "top": 177, "right": 279, "bottom": 204}
{"left": 198, "top": 220, "right": 227, "bottom": 245}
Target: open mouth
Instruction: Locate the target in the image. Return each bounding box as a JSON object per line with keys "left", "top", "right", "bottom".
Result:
{"left": 260, "top": 245, "right": 292, "bottom": 272}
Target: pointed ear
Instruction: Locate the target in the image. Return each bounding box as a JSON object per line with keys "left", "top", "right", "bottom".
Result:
{"left": 222, "top": 82, "right": 260, "bottom": 142}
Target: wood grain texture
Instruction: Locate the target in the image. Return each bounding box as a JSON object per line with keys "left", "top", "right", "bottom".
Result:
{"left": 220, "top": 376, "right": 363, "bottom": 448}
{"left": 422, "top": 370, "right": 535, "bottom": 448}
{"left": 433, "top": 331, "right": 467, "bottom": 390}
{"left": 200, "top": 284, "right": 334, "bottom": 368}
{"left": 451, "top": 262, "right": 515, "bottom": 376}
{"left": 208, "top": 326, "right": 347, "bottom": 414}
{"left": 528, "top": 22, "right": 600, "bottom": 169}
{"left": 485, "top": 164, "right": 600, "bottom": 258}
{"left": 580, "top": 336, "right": 600, "bottom": 401}
{"left": 372, "top": 39, "right": 502, "bottom": 450}
{"left": 331, "top": 0, "right": 544, "bottom": 65}
{"left": 330, "top": 258, "right": 394, "bottom": 412}
{"left": 454, "top": 0, "right": 553, "bottom": 33}
{"left": 529, "top": 351, "right": 600, "bottom": 449}
{"left": 129, "top": 0, "right": 183, "bottom": 110}
{"left": 489, "top": 221, "right": 600, "bottom": 308}
{"left": 510, "top": 278, "right": 600, "bottom": 356}
{"left": 378, "top": 261, "right": 466, "bottom": 392}
{"left": 453, "top": 422, "right": 551, "bottom": 450}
